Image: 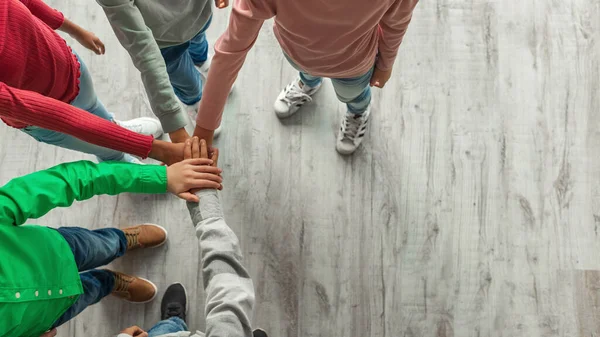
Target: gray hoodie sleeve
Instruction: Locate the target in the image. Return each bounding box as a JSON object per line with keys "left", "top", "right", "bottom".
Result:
{"left": 187, "top": 190, "right": 255, "bottom": 337}
{"left": 96, "top": 0, "right": 187, "bottom": 133}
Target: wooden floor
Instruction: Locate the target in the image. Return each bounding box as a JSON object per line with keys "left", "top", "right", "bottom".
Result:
{"left": 1, "top": 0, "right": 599, "bottom": 336}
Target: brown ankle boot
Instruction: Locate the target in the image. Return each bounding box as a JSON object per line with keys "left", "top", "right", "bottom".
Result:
{"left": 122, "top": 224, "right": 168, "bottom": 250}
{"left": 109, "top": 270, "right": 157, "bottom": 303}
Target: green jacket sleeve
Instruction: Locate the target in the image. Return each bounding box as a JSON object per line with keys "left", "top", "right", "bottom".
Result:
{"left": 96, "top": 0, "right": 187, "bottom": 133}
{"left": 0, "top": 160, "right": 167, "bottom": 226}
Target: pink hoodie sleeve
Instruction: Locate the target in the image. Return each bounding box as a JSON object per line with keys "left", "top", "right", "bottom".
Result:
{"left": 196, "top": 0, "right": 275, "bottom": 131}
{"left": 19, "top": 0, "right": 65, "bottom": 29}
{"left": 376, "top": 0, "right": 419, "bottom": 71}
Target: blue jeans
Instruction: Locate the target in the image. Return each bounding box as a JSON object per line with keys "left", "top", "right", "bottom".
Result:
{"left": 160, "top": 17, "right": 212, "bottom": 105}
{"left": 285, "top": 55, "right": 374, "bottom": 114}
{"left": 51, "top": 227, "right": 127, "bottom": 328}
{"left": 148, "top": 317, "right": 189, "bottom": 337}
{"left": 21, "top": 53, "right": 130, "bottom": 162}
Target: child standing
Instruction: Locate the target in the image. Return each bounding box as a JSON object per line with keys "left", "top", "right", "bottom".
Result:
{"left": 193, "top": 0, "right": 419, "bottom": 154}
{"left": 0, "top": 154, "right": 223, "bottom": 337}
{"left": 97, "top": 0, "right": 230, "bottom": 143}
{"left": 0, "top": 0, "right": 170, "bottom": 163}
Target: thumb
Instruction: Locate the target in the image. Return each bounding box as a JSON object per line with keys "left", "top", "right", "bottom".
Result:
{"left": 178, "top": 191, "right": 199, "bottom": 203}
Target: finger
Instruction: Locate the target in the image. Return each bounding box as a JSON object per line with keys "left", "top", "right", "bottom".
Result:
{"left": 183, "top": 158, "right": 214, "bottom": 166}
{"left": 192, "top": 137, "right": 200, "bottom": 159}
{"left": 191, "top": 179, "right": 222, "bottom": 190}
{"left": 184, "top": 139, "right": 192, "bottom": 160}
{"left": 200, "top": 139, "right": 208, "bottom": 159}
{"left": 211, "top": 148, "right": 219, "bottom": 167}
{"left": 191, "top": 165, "right": 222, "bottom": 174}
{"left": 139, "top": 333, "right": 149, "bottom": 337}
{"left": 370, "top": 77, "right": 377, "bottom": 87}
{"left": 191, "top": 172, "right": 223, "bottom": 183}
{"left": 178, "top": 191, "right": 199, "bottom": 203}
{"left": 97, "top": 39, "right": 106, "bottom": 54}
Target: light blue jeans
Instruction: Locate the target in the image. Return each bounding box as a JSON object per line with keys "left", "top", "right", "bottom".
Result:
{"left": 21, "top": 53, "right": 129, "bottom": 162}
{"left": 285, "top": 55, "right": 374, "bottom": 114}
{"left": 160, "top": 17, "right": 212, "bottom": 105}
{"left": 148, "top": 317, "right": 189, "bottom": 337}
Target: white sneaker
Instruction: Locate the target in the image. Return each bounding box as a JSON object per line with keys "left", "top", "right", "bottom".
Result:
{"left": 196, "top": 54, "right": 234, "bottom": 95}
{"left": 116, "top": 117, "right": 164, "bottom": 138}
{"left": 123, "top": 154, "right": 145, "bottom": 165}
{"left": 273, "top": 77, "right": 322, "bottom": 119}
{"left": 186, "top": 107, "right": 222, "bottom": 139}
{"left": 336, "top": 104, "right": 371, "bottom": 155}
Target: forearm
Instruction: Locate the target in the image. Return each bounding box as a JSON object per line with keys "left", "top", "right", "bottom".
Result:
{"left": 195, "top": 5, "right": 265, "bottom": 132}
{"left": 187, "top": 190, "right": 255, "bottom": 337}
{"left": 0, "top": 161, "right": 166, "bottom": 226}
{"left": 376, "top": 0, "right": 419, "bottom": 71}
{"left": 99, "top": 0, "right": 188, "bottom": 133}
{"left": 0, "top": 83, "right": 153, "bottom": 158}
{"left": 57, "top": 18, "right": 85, "bottom": 37}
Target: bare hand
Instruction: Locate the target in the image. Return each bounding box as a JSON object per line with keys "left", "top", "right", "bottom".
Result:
{"left": 370, "top": 67, "right": 392, "bottom": 88}
{"left": 39, "top": 329, "right": 57, "bottom": 337}
{"left": 73, "top": 30, "right": 105, "bottom": 55}
{"left": 120, "top": 326, "right": 148, "bottom": 337}
{"left": 167, "top": 156, "right": 223, "bottom": 202}
{"left": 214, "top": 0, "right": 229, "bottom": 9}
{"left": 192, "top": 126, "right": 215, "bottom": 149}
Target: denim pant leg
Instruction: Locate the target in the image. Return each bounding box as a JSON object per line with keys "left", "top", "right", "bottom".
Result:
{"left": 148, "top": 317, "right": 189, "bottom": 337}
{"left": 50, "top": 227, "right": 127, "bottom": 327}
{"left": 51, "top": 270, "right": 115, "bottom": 328}
{"left": 330, "top": 67, "right": 374, "bottom": 114}
{"left": 283, "top": 53, "right": 323, "bottom": 88}
{"left": 188, "top": 16, "right": 212, "bottom": 65}
{"left": 20, "top": 53, "right": 126, "bottom": 162}
{"left": 161, "top": 42, "right": 202, "bottom": 105}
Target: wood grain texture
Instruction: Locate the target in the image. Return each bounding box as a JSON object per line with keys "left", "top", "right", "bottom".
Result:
{"left": 1, "top": 0, "right": 600, "bottom": 336}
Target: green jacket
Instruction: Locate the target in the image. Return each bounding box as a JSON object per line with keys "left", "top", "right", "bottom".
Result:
{"left": 0, "top": 161, "right": 167, "bottom": 337}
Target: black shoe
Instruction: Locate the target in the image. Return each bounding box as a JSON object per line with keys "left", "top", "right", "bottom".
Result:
{"left": 161, "top": 283, "right": 187, "bottom": 322}
{"left": 253, "top": 328, "right": 268, "bottom": 337}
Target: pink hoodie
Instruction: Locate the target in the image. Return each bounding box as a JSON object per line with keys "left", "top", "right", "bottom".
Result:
{"left": 198, "top": 0, "right": 419, "bottom": 130}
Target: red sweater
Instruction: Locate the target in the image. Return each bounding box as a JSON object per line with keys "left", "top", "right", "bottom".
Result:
{"left": 0, "top": 0, "right": 153, "bottom": 158}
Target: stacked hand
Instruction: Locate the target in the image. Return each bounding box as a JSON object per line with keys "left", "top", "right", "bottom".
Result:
{"left": 166, "top": 137, "right": 222, "bottom": 202}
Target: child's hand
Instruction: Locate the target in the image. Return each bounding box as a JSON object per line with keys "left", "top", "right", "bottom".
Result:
{"left": 120, "top": 326, "right": 148, "bottom": 337}
{"left": 215, "top": 0, "right": 229, "bottom": 9}
{"left": 166, "top": 157, "right": 223, "bottom": 202}
{"left": 370, "top": 66, "right": 392, "bottom": 88}
{"left": 74, "top": 30, "right": 105, "bottom": 55}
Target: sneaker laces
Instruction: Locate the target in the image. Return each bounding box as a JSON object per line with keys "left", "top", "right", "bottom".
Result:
{"left": 113, "top": 273, "right": 133, "bottom": 293}
{"left": 165, "top": 303, "right": 183, "bottom": 318}
{"left": 124, "top": 227, "right": 140, "bottom": 250}
{"left": 342, "top": 114, "right": 364, "bottom": 140}
{"left": 280, "top": 82, "right": 313, "bottom": 106}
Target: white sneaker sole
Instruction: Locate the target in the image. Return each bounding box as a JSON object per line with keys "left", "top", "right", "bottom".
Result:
{"left": 126, "top": 277, "right": 158, "bottom": 304}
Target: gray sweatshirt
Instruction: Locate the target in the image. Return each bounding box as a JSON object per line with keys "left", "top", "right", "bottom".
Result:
{"left": 96, "top": 0, "right": 213, "bottom": 133}
{"left": 116, "top": 190, "right": 255, "bottom": 337}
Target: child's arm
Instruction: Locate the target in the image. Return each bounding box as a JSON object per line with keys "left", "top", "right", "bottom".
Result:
{"left": 376, "top": 0, "right": 419, "bottom": 72}
{"left": 19, "top": 0, "right": 105, "bottom": 55}
{"left": 0, "top": 161, "right": 166, "bottom": 226}
{"left": 187, "top": 190, "right": 255, "bottom": 337}
{"left": 193, "top": 0, "right": 275, "bottom": 147}
{"left": 96, "top": 0, "right": 189, "bottom": 142}
{"left": 58, "top": 18, "right": 106, "bottom": 55}
{"left": 18, "top": 0, "right": 64, "bottom": 30}
{"left": 0, "top": 81, "right": 154, "bottom": 158}
{"left": 0, "top": 157, "right": 223, "bottom": 226}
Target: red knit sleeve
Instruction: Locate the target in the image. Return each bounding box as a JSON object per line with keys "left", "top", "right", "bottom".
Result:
{"left": 0, "top": 82, "right": 153, "bottom": 158}
{"left": 18, "top": 0, "right": 64, "bottom": 29}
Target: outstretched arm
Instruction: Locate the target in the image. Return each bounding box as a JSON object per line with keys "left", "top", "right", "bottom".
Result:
{"left": 97, "top": 0, "right": 189, "bottom": 140}
{"left": 186, "top": 139, "right": 255, "bottom": 337}
{"left": 193, "top": 0, "right": 275, "bottom": 147}
{"left": 0, "top": 161, "right": 167, "bottom": 226}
